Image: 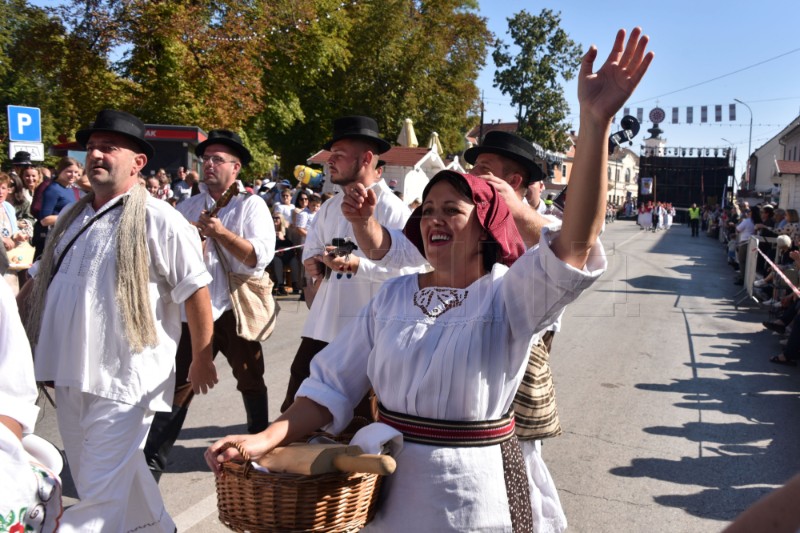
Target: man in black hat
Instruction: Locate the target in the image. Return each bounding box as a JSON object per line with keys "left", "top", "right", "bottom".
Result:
{"left": 10, "top": 150, "right": 34, "bottom": 177}
{"left": 144, "top": 129, "right": 276, "bottom": 481}
{"left": 464, "top": 130, "right": 555, "bottom": 246}
{"left": 280, "top": 115, "right": 418, "bottom": 417}
{"left": 21, "top": 108, "right": 216, "bottom": 532}
{"left": 344, "top": 129, "right": 553, "bottom": 255}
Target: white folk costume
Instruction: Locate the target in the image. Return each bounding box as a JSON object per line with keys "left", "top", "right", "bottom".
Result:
{"left": 638, "top": 206, "right": 652, "bottom": 231}
{"left": 300, "top": 179, "right": 416, "bottom": 343}
{"left": 297, "top": 227, "right": 607, "bottom": 531}
{"left": 177, "top": 181, "right": 275, "bottom": 320}
{"left": 365, "top": 217, "right": 571, "bottom": 532}
{"left": 32, "top": 192, "right": 211, "bottom": 533}
{"left": 144, "top": 132, "right": 277, "bottom": 480}
{"left": 282, "top": 177, "right": 421, "bottom": 413}
{"left": 0, "top": 280, "right": 62, "bottom": 533}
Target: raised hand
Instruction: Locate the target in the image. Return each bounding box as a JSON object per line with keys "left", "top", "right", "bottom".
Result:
{"left": 578, "top": 27, "right": 654, "bottom": 124}
{"left": 341, "top": 183, "right": 377, "bottom": 226}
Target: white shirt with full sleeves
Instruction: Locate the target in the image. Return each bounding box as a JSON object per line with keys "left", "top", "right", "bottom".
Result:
{"left": 736, "top": 217, "right": 755, "bottom": 243}
{"left": 301, "top": 179, "right": 420, "bottom": 343}
{"left": 178, "top": 182, "right": 275, "bottom": 320}
{"left": 297, "top": 228, "right": 607, "bottom": 531}
{"left": 0, "top": 279, "right": 38, "bottom": 434}
{"left": 33, "top": 194, "right": 212, "bottom": 412}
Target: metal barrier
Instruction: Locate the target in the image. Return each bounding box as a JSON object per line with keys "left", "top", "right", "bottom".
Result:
{"left": 735, "top": 236, "right": 761, "bottom": 307}
{"left": 735, "top": 235, "right": 795, "bottom": 307}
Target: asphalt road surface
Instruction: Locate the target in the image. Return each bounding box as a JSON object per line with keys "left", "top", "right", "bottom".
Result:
{"left": 33, "top": 220, "right": 800, "bottom": 532}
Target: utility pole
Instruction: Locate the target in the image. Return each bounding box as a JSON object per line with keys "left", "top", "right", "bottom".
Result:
{"left": 479, "top": 91, "right": 485, "bottom": 144}
{"left": 734, "top": 98, "right": 752, "bottom": 190}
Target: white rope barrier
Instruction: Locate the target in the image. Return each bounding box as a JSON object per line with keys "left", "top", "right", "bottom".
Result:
{"left": 275, "top": 244, "right": 305, "bottom": 253}
{"left": 756, "top": 247, "right": 800, "bottom": 298}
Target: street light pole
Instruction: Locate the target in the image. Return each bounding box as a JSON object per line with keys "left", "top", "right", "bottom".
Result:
{"left": 734, "top": 98, "right": 752, "bottom": 189}
{"left": 721, "top": 138, "right": 737, "bottom": 205}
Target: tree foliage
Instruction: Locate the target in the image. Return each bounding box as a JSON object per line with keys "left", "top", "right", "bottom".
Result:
{"left": 492, "top": 9, "right": 582, "bottom": 151}
{"left": 2, "top": 0, "right": 490, "bottom": 178}
{"left": 0, "top": 0, "right": 129, "bottom": 166}
{"left": 262, "top": 0, "right": 491, "bottom": 176}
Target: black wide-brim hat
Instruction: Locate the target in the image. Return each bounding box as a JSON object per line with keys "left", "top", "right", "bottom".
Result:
{"left": 195, "top": 129, "right": 252, "bottom": 167}
{"left": 76, "top": 109, "right": 155, "bottom": 159}
{"left": 322, "top": 115, "right": 391, "bottom": 154}
{"left": 464, "top": 131, "right": 545, "bottom": 182}
{"left": 11, "top": 151, "right": 33, "bottom": 166}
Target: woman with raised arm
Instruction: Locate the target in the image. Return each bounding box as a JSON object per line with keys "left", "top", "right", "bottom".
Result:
{"left": 206, "top": 28, "right": 652, "bottom": 531}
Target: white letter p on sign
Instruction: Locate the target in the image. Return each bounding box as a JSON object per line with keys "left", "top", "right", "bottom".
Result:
{"left": 16, "top": 113, "right": 32, "bottom": 135}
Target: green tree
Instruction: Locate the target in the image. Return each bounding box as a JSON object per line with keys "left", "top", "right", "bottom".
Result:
{"left": 0, "top": 0, "right": 126, "bottom": 167}
{"left": 113, "top": 0, "right": 355, "bottom": 178}
{"left": 263, "top": 0, "right": 491, "bottom": 176}
{"left": 2, "top": 0, "right": 490, "bottom": 178}
{"left": 492, "top": 9, "right": 582, "bottom": 151}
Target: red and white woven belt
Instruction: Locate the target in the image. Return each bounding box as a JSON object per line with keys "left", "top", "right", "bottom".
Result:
{"left": 377, "top": 404, "right": 515, "bottom": 447}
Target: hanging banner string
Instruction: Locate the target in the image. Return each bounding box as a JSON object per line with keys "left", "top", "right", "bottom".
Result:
{"left": 756, "top": 247, "right": 800, "bottom": 298}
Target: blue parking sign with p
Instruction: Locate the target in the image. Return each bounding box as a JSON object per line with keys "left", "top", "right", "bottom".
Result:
{"left": 7, "top": 105, "right": 42, "bottom": 142}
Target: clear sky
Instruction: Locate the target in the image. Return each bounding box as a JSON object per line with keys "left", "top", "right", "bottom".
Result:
{"left": 478, "top": 0, "right": 800, "bottom": 175}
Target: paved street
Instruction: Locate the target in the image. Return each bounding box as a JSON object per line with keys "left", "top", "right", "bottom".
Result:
{"left": 34, "top": 220, "right": 800, "bottom": 532}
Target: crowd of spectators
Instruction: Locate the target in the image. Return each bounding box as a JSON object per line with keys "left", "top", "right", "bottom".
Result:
{"left": 704, "top": 199, "right": 800, "bottom": 366}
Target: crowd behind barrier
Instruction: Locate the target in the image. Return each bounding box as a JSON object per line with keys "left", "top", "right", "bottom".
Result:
{"left": 704, "top": 200, "right": 800, "bottom": 366}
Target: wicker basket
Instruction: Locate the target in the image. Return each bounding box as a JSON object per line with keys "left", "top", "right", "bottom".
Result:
{"left": 215, "top": 442, "right": 384, "bottom": 532}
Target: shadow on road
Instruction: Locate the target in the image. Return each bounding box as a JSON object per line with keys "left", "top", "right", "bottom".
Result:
{"left": 601, "top": 225, "right": 800, "bottom": 521}
{"left": 612, "top": 318, "right": 800, "bottom": 520}
{"left": 162, "top": 424, "right": 248, "bottom": 474}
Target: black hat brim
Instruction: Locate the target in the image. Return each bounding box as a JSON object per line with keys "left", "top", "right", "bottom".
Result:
{"left": 76, "top": 128, "right": 155, "bottom": 160}
{"left": 195, "top": 138, "right": 252, "bottom": 166}
{"left": 323, "top": 133, "right": 391, "bottom": 155}
{"left": 464, "top": 146, "right": 545, "bottom": 182}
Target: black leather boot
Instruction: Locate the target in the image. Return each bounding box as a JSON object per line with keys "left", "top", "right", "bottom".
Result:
{"left": 242, "top": 393, "right": 269, "bottom": 434}
{"left": 144, "top": 404, "right": 188, "bottom": 482}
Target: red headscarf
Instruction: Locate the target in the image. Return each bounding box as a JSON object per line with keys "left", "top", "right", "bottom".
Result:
{"left": 402, "top": 171, "right": 525, "bottom": 267}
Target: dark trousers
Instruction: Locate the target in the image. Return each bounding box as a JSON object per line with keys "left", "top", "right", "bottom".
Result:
{"left": 785, "top": 312, "right": 800, "bottom": 361}
{"left": 281, "top": 336, "right": 374, "bottom": 422}
{"left": 281, "top": 337, "right": 329, "bottom": 412}
{"left": 690, "top": 218, "right": 700, "bottom": 236}
{"left": 175, "top": 309, "right": 267, "bottom": 404}
{"left": 145, "top": 309, "right": 267, "bottom": 479}
{"left": 779, "top": 300, "right": 800, "bottom": 325}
